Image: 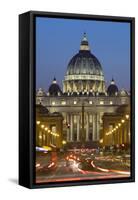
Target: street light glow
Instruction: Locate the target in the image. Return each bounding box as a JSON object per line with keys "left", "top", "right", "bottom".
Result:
{"left": 39, "top": 135, "right": 42, "bottom": 139}
{"left": 100, "top": 101, "right": 104, "bottom": 105}
{"left": 126, "top": 114, "right": 129, "bottom": 119}
{"left": 62, "top": 140, "right": 67, "bottom": 145}
{"left": 52, "top": 101, "right": 55, "bottom": 105}
{"left": 61, "top": 101, "right": 66, "bottom": 105}
{"left": 36, "top": 121, "right": 40, "bottom": 125}
{"left": 41, "top": 124, "right": 44, "bottom": 129}
{"left": 100, "top": 139, "right": 103, "bottom": 143}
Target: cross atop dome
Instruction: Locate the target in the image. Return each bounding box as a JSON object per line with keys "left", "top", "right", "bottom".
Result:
{"left": 82, "top": 32, "right": 87, "bottom": 41}
{"left": 111, "top": 77, "right": 115, "bottom": 85}
{"left": 52, "top": 77, "right": 57, "bottom": 84}
{"left": 80, "top": 32, "right": 90, "bottom": 51}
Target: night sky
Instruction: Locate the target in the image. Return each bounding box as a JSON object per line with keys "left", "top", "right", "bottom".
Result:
{"left": 36, "top": 17, "right": 130, "bottom": 92}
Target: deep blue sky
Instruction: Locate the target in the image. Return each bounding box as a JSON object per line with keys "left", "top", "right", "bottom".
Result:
{"left": 36, "top": 17, "right": 130, "bottom": 91}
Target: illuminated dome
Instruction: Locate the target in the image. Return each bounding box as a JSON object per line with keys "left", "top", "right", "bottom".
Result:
{"left": 48, "top": 77, "right": 62, "bottom": 96}
{"left": 63, "top": 33, "right": 105, "bottom": 93}
{"left": 107, "top": 78, "right": 119, "bottom": 96}
{"left": 67, "top": 52, "right": 103, "bottom": 76}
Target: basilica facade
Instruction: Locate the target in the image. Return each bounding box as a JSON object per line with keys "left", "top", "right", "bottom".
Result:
{"left": 36, "top": 33, "right": 130, "bottom": 148}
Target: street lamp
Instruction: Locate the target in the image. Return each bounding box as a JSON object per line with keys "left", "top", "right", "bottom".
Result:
{"left": 45, "top": 127, "right": 48, "bottom": 131}
{"left": 125, "top": 114, "right": 129, "bottom": 119}
{"left": 62, "top": 140, "right": 67, "bottom": 145}
{"left": 100, "top": 139, "right": 103, "bottom": 144}
{"left": 36, "top": 121, "right": 40, "bottom": 125}
{"left": 41, "top": 124, "right": 45, "bottom": 129}
{"left": 118, "top": 123, "right": 121, "bottom": 127}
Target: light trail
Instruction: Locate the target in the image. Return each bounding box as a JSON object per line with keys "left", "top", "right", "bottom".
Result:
{"left": 91, "top": 161, "right": 96, "bottom": 168}
{"left": 78, "top": 168, "right": 87, "bottom": 175}
{"left": 47, "top": 162, "right": 55, "bottom": 168}
{"left": 36, "top": 156, "right": 130, "bottom": 184}
{"left": 90, "top": 160, "right": 129, "bottom": 174}
{"left": 96, "top": 167, "right": 110, "bottom": 172}
{"left": 111, "top": 170, "right": 130, "bottom": 175}
{"left": 91, "top": 160, "right": 109, "bottom": 172}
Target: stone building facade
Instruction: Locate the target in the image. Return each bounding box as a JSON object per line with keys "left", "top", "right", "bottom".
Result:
{"left": 102, "top": 105, "right": 130, "bottom": 148}
{"left": 36, "top": 104, "right": 63, "bottom": 149}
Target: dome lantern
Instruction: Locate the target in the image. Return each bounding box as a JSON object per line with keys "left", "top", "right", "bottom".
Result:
{"left": 111, "top": 77, "right": 115, "bottom": 85}
{"left": 52, "top": 77, "right": 57, "bottom": 84}
{"left": 80, "top": 32, "right": 90, "bottom": 51}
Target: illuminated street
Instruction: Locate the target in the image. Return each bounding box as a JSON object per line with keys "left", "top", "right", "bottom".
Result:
{"left": 36, "top": 150, "right": 130, "bottom": 183}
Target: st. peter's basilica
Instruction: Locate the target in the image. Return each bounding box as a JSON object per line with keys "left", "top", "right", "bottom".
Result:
{"left": 36, "top": 33, "right": 130, "bottom": 150}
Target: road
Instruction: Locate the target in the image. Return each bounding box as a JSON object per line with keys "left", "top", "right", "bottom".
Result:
{"left": 36, "top": 151, "right": 130, "bottom": 183}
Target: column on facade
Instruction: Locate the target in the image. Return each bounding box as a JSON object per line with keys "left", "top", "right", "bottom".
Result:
{"left": 115, "top": 130, "right": 118, "bottom": 145}
{"left": 81, "top": 80, "right": 83, "bottom": 91}
{"left": 126, "top": 120, "right": 130, "bottom": 144}
{"left": 73, "top": 81, "right": 76, "bottom": 92}
{"left": 118, "top": 128, "right": 120, "bottom": 145}
{"left": 66, "top": 113, "right": 70, "bottom": 142}
{"left": 63, "top": 81, "right": 65, "bottom": 93}
{"left": 124, "top": 123, "right": 127, "bottom": 144}
{"left": 117, "top": 130, "right": 120, "bottom": 145}
{"left": 114, "top": 131, "right": 117, "bottom": 145}
{"left": 50, "top": 134, "right": 53, "bottom": 145}
{"left": 92, "top": 114, "right": 96, "bottom": 141}
{"left": 117, "top": 129, "right": 120, "bottom": 145}
{"left": 86, "top": 113, "right": 89, "bottom": 141}
{"left": 36, "top": 127, "right": 39, "bottom": 146}
{"left": 39, "top": 131, "right": 42, "bottom": 146}
{"left": 96, "top": 113, "right": 100, "bottom": 141}
{"left": 119, "top": 128, "right": 122, "bottom": 144}
{"left": 99, "top": 81, "right": 102, "bottom": 92}
{"left": 66, "top": 81, "right": 69, "bottom": 92}
{"left": 126, "top": 121, "right": 128, "bottom": 144}
{"left": 122, "top": 125, "right": 124, "bottom": 144}
{"left": 70, "top": 114, "right": 73, "bottom": 141}
{"left": 111, "top": 134, "right": 113, "bottom": 146}
{"left": 128, "top": 120, "right": 130, "bottom": 144}
{"left": 42, "top": 132, "right": 45, "bottom": 146}
{"left": 86, "top": 81, "right": 89, "bottom": 91}
{"left": 89, "top": 114, "right": 92, "bottom": 141}
{"left": 77, "top": 115, "right": 80, "bottom": 141}
{"left": 95, "top": 113, "right": 98, "bottom": 141}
